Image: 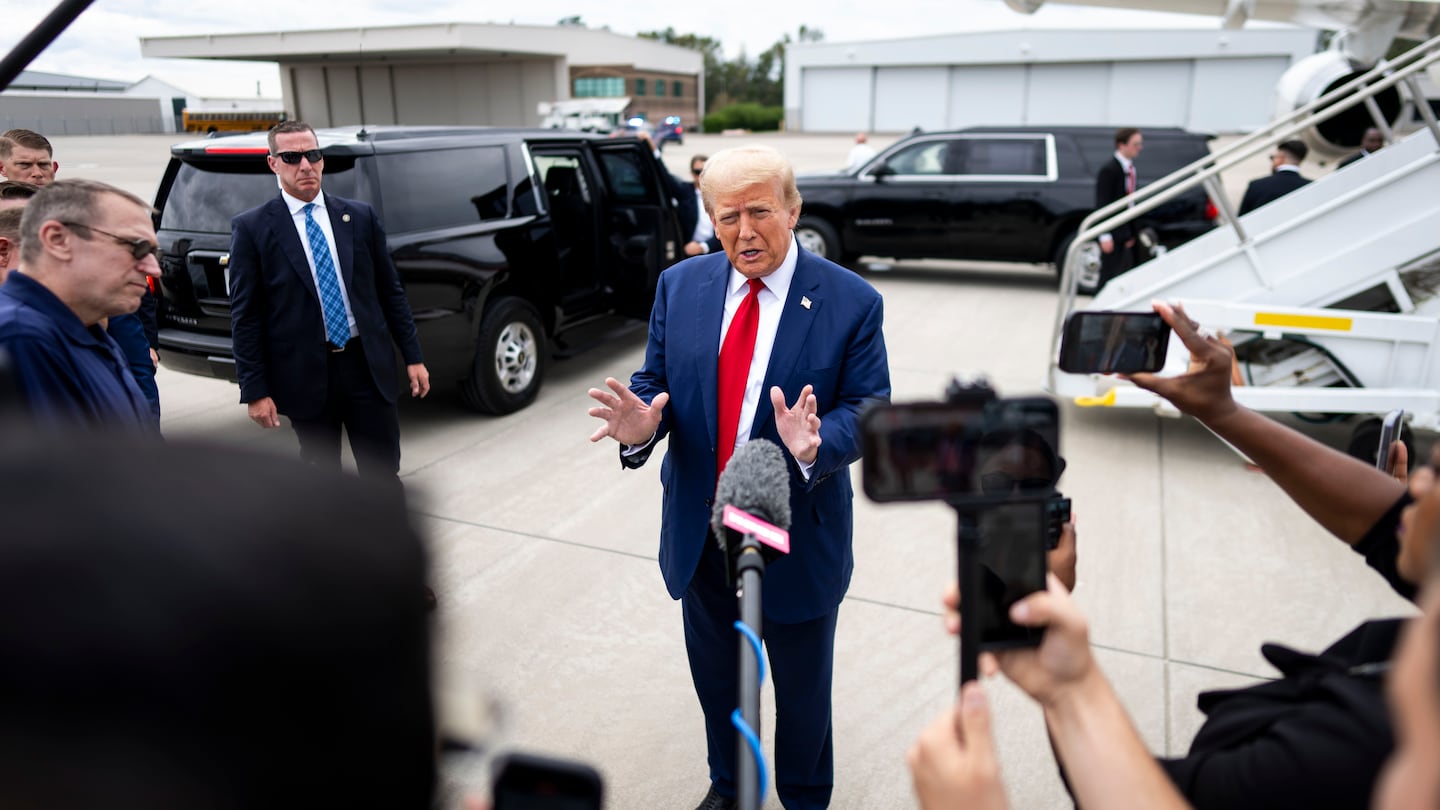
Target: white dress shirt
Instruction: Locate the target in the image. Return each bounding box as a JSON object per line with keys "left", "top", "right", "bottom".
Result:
{"left": 692, "top": 186, "right": 715, "bottom": 246}
{"left": 279, "top": 187, "right": 357, "bottom": 339}
{"left": 1101, "top": 151, "right": 1137, "bottom": 245}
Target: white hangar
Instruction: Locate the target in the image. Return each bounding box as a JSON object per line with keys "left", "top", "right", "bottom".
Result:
{"left": 784, "top": 26, "right": 1319, "bottom": 133}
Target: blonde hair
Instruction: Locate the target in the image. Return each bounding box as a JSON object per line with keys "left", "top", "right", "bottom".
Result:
{"left": 699, "top": 146, "right": 802, "bottom": 215}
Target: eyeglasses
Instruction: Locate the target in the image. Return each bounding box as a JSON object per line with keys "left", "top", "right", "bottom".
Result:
{"left": 979, "top": 472, "right": 1054, "bottom": 495}
{"left": 62, "top": 222, "right": 161, "bottom": 261}
{"left": 273, "top": 149, "right": 324, "bottom": 165}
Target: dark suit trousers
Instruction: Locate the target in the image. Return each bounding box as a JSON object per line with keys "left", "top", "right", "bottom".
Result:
{"left": 289, "top": 339, "right": 402, "bottom": 481}
{"left": 683, "top": 540, "right": 837, "bottom": 810}
{"left": 1098, "top": 242, "right": 1135, "bottom": 289}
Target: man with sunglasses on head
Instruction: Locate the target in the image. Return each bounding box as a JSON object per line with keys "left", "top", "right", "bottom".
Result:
{"left": 228, "top": 121, "right": 428, "bottom": 483}
{"left": 0, "top": 179, "right": 158, "bottom": 430}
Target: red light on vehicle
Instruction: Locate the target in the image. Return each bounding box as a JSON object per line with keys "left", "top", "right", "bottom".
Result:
{"left": 1204, "top": 198, "right": 1219, "bottom": 221}
{"left": 675, "top": 125, "right": 683, "bottom": 134}
{"left": 203, "top": 146, "right": 270, "bottom": 154}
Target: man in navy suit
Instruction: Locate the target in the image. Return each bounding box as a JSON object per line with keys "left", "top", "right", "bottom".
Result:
{"left": 229, "top": 121, "right": 429, "bottom": 481}
{"left": 1239, "top": 140, "right": 1311, "bottom": 216}
{"left": 1094, "top": 127, "right": 1143, "bottom": 289}
{"left": 588, "top": 146, "right": 891, "bottom": 810}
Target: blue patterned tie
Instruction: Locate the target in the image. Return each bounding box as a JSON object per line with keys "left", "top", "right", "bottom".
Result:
{"left": 304, "top": 203, "right": 350, "bottom": 347}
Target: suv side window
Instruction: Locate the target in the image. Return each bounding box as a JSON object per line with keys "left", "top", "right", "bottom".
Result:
{"left": 957, "top": 138, "right": 1048, "bottom": 177}
{"left": 597, "top": 150, "right": 656, "bottom": 203}
{"left": 377, "top": 146, "right": 509, "bottom": 233}
{"left": 884, "top": 140, "right": 949, "bottom": 176}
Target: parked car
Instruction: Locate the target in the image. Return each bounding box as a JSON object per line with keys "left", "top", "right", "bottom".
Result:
{"left": 655, "top": 116, "right": 684, "bottom": 149}
{"left": 793, "top": 126, "right": 1218, "bottom": 288}
{"left": 152, "top": 126, "right": 684, "bottom": 414}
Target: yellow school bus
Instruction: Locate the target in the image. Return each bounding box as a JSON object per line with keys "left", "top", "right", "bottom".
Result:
{"left": 182, "top": 110, "right": 286, "bottom": 134}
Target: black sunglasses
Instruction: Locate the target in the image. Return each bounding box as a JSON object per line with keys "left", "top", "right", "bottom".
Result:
{"left": 63, "top": 222, "right": 160, "bottom": 261}
{"left": 273, "top": 149, "right": 324, "bottom": 165}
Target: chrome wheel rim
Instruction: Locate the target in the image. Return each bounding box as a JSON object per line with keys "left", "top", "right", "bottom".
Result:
{"left": 493, "top": 321, "right": 538, "bottom": 394}
{"left": 795, "top": 228, "right": 828, "bottom": 257}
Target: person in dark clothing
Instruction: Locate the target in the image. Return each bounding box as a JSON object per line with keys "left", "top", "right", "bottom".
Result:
{"left": 1338, "top": 127, "right": 1385, "bottom": 169}
{"left": 1094, "top": 127, "right": 1143, "bottom": 289}
{"left": 1239, "top": 140, "right": 1311, "bottom": 215}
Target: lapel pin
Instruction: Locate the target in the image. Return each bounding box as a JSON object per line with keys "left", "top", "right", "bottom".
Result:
{"left": 342, "top": 213, "right": 351, "bottom": 223}
{"left": 800, "top": 296, "right": 812, "bottom": 310}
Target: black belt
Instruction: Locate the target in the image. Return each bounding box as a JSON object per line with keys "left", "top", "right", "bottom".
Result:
{"left": 327, "top": 337, "right": 357, "bottom": 353}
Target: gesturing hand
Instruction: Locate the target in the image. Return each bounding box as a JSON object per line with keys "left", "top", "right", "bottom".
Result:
{"left": 770, "top": 384, "right": 821, "bottom": 465}
{"left": 588, "top": 377, "right": 669, "bottom": 445}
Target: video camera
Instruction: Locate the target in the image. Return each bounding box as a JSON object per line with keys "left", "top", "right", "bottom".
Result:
{"left": 859, "top": 378, "right": 1069, "bottom": 667}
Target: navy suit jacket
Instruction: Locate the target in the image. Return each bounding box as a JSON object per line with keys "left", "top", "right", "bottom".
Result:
{"left": 1239, "top": 170, "right": 1310, "bottom": 216}
{"left": 666, "top": 172, "right": 723, "bottom": 254}
{"left": 623, "top": 246, "right": 890, "bottom": 623}
{"left": 229, "top": 193, "right": 423, "bottom": 419}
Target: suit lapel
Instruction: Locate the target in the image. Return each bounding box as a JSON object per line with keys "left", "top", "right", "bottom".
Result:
{"left": 270, "top": 197, "right": 318, "bottom": 303}
{"left": 754, "top": 249, "right": 821, "bottom": 439}
{"left": 325, "top": 194, "right": 357, "bottom": 290}
{"left": 694, "top": 257, "right": 726, "bottom": 451}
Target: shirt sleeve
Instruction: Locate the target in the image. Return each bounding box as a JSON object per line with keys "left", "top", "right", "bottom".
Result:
{"left": 1351, "top": 492, "right": 1415, "bottom": 603}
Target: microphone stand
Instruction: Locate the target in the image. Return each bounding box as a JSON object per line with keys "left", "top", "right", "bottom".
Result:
{"left": 734, "top": 533, "right": 766, "bottom": 810}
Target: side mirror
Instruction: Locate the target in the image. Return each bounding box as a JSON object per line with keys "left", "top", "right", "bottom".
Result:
{"left": 869, "top": 161, "right": 894, "bottom": 180}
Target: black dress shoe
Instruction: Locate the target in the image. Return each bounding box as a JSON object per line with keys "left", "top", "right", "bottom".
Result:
{"left": 694, "top": 785, "right": 738, "bottom": 810}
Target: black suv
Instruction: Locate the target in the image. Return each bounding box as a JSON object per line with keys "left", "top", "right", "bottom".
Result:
{"left": 793, "top": 126, "right": 1217, "bottom": 281}
{"left": 153, "top": 126, "right": 682, "bottom": 414}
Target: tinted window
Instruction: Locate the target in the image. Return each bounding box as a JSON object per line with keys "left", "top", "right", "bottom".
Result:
{"left": 377, "top": 146, "right": 509, "bottom": 233}
{"left": 597, "top": 150, "right": 655, "bottom": 204}
{"left": 885, "top": 140, "right": 948, "bottom": 175}
{"left": 159, "top": 158, "right": 358, "bottom": 234}
{"left": 958, "top": 138, "right": 1047, "bottom": 176}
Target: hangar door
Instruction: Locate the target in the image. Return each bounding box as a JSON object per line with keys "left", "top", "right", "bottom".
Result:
{"left": 873, "top": 67, "right": 949, "bottom": 132}
{"left": 801, "top": 68, "right": 873, "bottom": 132}
{"left": 289, "top": 60, "right": 559, "bottom": 127}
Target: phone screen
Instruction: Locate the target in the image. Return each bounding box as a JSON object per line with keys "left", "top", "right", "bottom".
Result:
{"left": 862, "top": 398, "right": 1060, "bottom": 505}
{"left": 493, "top": 754, "right": 603, "bottom": 810}
{"left": 972, "top": 500, "right": 1048, "bottom": 649}
{"left": 1058, "top": 311, "right": 1170, "bottom": 374}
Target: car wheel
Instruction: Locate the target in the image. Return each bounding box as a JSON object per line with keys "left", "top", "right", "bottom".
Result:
{"left": 795, "top": 217, "right": 855, "bottom": 265}
{"left": 460, "top": 296, "right": 547, "bottom": 415}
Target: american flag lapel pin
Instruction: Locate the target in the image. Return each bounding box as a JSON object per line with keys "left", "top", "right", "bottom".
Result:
{"left": 800, "top": 296, "right": 812, "bottom": 310}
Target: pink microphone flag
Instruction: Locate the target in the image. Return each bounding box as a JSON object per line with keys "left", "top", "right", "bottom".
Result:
{"left": 721, "top": 504, "right": 790, "bottom": 555}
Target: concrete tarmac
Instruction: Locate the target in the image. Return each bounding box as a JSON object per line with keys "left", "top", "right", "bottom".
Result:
{"left": 51, "top": 132, "right": 1418, "bottom": 808}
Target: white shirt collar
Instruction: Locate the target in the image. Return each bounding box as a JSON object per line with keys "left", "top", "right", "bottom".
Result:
{"left": 1275, "top": 164, "right": 1301, "bottom": 174}
{"left": 727, "top": 233, "right": 798, "bottom": 303}
{"left": 280, "top": 186, "right": 324, "bottom": 215}
{"left": 1114, "top": 152, "right": 1134, "bottom": 172}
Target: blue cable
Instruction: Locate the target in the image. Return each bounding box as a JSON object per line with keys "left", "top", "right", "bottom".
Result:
{"left": 731, "top": 709, "right": 767, "bottom": 804}
{"left": 732, "top": 620, "right": 768, "bottom": 804}
{"left": 733, "top": 620, "right": 765, "bottom": 682}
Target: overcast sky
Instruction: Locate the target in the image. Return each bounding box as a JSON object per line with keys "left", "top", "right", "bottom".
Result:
{"left": 0, "top": 0, "right": 1258, "bottom": 98}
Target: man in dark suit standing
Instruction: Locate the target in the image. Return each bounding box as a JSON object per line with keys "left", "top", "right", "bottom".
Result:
{"left": 1094, "top": 127, "right": 1144, "bottom": 289}
{"left": 229, "top": 121, "right": 429, "bottom": 481}
{"left": 1239, "top": 139, "right": 1311, "bottom": 216}
{"left": 587, "top": 146, "right": 890, "bottom": 810}
{"left": 1338, "top": 127, "right": 1384, "bottom": 169}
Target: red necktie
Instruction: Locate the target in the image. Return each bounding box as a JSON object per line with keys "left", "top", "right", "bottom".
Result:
{"left": 717, "top": 278, "right": 765, "bottom": 479}
{"left": 1126, "top": 165, "right": 1136, "bottom": 195}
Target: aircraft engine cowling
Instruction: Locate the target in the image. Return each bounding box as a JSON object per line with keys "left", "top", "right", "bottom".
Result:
{"left": 1274, "top": 50, "right": 1404, "bottom": 159}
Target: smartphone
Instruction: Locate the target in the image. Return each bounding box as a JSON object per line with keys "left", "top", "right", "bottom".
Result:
{"left": 1058, "top": 310, "right": 1171, "bottom": 374}
{"left": 971, "top": 499, "right": 1049, "bottom": 650}
{"left": 861, "top": 397, "right": 1061, "bottom": 505}
{"left": 492, "top": 751, "right": 603, "bottom": 810}
{"left": 1376, "top": 409, "right": 1405, "bottom": 472}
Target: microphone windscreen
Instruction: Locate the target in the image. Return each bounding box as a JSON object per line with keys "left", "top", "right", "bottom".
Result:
{"left": 710, "top": 438, "right": 793, "bottom": 544}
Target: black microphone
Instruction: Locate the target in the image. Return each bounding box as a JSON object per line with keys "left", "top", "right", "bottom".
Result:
{"left": 710, "top": 439, "right": 792, "bottom": 586}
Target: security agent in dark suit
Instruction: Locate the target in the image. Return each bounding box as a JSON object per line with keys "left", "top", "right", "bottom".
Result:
{"left": 229, "top": 121, "right": 430, "bottom": 481}
{"left": 1239, "top": 139, "right": 1312, "bottom": 216}
{"left": 1094, "top": 127, "right": 1144, "bottom": 288}
{"left": 1338, "top": 127, "right": 1385, "bottom": 169}
{"left": 588, "top": 145, "right": 890, "bottom": 810}
{"left": 645, "top": 134, "right": 723, "bottom": 258}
